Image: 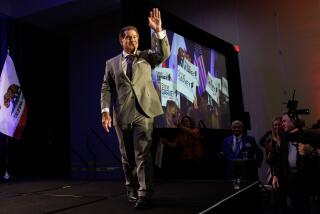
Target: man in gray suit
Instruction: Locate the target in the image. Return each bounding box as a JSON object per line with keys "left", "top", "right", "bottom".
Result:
{"left": 101, "top": 8, "right": 170, "bottom": 209}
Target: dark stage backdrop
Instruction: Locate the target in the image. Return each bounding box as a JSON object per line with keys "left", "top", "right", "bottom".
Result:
{"left": 66, "top": 10, "right": 124, "bottom": 179}
{"left": 0, "top": 16, "right": 70, "bottom": 178}
{"left": 1, "top": 11, "right": 125, "bottom": 180}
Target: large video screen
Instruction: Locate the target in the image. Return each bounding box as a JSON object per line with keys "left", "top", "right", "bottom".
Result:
{"left": 152, "top": 30, "right": 231, "bottom": 129}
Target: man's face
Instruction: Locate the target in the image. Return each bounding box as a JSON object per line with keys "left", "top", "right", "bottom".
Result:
{"left": 231, "top": 123, "right": 242, "bottom": 136}
{"left": 120, "top": 29, "right": 139, "bottom": 54}
{"left": 282, "top": 114, "right": 295, "bottom": 132}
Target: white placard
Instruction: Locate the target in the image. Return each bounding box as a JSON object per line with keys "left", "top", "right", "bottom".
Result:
{"left": 206, "top": 73, "right": 221, "bottom": 104}
{"left": 160, "top": 79, "right": 178, "bottom": 107}
{"left": 222, "top": 77, "right": 229, "bottom": 97}
{"left": 176, "top": 65, "right": 197, "bottom": 103}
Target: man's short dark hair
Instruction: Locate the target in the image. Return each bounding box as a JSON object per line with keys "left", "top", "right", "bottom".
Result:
{"left": 119, "top": 26, "right": 139, "bottom": 40}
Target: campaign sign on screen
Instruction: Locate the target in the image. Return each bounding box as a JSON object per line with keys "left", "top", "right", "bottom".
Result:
{"left": 151, "top": 30, "right": 230, "bottom": 129}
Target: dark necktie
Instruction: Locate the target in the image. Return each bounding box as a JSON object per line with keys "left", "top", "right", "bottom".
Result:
{"left": 235, "top": 139, "right": 241, "bottom": 155}
{"left": 126, "top": 55, "right": 134, "bottom": 80}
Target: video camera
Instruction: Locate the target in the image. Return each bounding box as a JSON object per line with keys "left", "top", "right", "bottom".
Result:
{"left": 285, "top": 90, "right": 310, "bottom": 145}
{"left": 286, "top": 90, "right": 310, "bottom": 128}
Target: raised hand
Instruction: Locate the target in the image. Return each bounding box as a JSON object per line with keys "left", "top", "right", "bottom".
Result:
{"left": 148, "top": 8, "right": 162, "bottom": 32}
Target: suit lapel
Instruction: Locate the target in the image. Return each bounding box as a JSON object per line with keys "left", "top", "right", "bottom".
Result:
{"left": 115, "top": 54, "right": 122, "bottom": 75}
{"left": 131, "top": 50, "right": 141, "bottom": 81}
{"left": 228, "top": 137, "right": 235, "bottom": 155}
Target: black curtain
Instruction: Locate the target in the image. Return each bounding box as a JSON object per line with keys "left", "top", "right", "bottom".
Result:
{"left": 0, "top": 16, "right": 70, "bottom": 178}
{"left": 0, "top": 15, "right": 8, "bottom": 66}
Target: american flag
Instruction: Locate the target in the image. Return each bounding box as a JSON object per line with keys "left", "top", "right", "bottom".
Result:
{"left": 193, "top": 44, "right": 207, "bottom": 96}
{"left": 210, "top": 49, "right": 216, "bottom": 77}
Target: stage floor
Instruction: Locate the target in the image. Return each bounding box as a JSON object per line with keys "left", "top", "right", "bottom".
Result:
{"left": 0, "top": 179, "right": 261, "bottom": 214}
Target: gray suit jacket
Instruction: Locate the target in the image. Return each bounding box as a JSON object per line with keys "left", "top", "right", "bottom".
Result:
{"left": 101, "top": 36, "right": 170, "bottom": 126}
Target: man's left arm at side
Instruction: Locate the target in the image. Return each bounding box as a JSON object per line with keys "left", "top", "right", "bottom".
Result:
{"left": 101, "top": 61, "right": 114, "bottom": 132}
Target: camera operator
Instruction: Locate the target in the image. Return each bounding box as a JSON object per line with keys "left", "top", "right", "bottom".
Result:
{"left": 272, "top": 113, "right": 319, "bottom": 214}
{"left": 297, "top": 126, "right": 320, "bottom": 214}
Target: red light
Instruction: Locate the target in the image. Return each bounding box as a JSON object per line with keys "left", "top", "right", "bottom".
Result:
{"left": 233, "top": 44, "right": 240, "bottom": 53}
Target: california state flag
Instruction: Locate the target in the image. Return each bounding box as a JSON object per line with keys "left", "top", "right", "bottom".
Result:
{"left": 0, "top": 54, "right": 28, "bottom": 139}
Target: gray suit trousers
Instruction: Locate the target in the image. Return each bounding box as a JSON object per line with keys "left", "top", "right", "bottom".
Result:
{"left": 114, "top": 100, "right": 154, "bottom": 198}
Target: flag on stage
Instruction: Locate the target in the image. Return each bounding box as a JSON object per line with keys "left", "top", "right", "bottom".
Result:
{"left": 193, "top": 44, "right": 207, "bottom": 96}
{"left": 210, "top": 49, "right": 216, "bottom": 77}
{"left": 0, "top": 53, "right": 28, "bottom": 139}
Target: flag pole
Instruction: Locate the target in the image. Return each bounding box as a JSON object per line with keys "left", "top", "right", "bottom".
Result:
{"left": 3, "top": 136, "right": 11, "bottom": 180}
{"left": 3, "top": 47, "right": 11, "bottom": 180}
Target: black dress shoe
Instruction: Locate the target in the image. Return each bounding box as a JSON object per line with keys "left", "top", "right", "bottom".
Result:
{"left": 127, "top": 191, "right": 138, "bottom": 202}
{"left": 134, "top": 197, "right": 152, "bottom": 210}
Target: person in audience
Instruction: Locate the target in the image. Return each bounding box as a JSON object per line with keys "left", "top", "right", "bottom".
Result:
{"left": 165, "top": 100, "right": 180, "bottom": 128}
{"left": 272, "top": 113, "right": 319, "bottom": 214}
{"left": 296, "top": 122, "right": 320, "bottom": 214}
{"left": 160, "top": 116, "right": 205, "bottom": 178}
{"left": 259, "top": 116, "right": 283, "bottom": 184}
{"left": 259, "top": 117, "right": 284, "bottom": 213}
{"left": 221, "top": 120, "right": 263, "bottom": 179}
